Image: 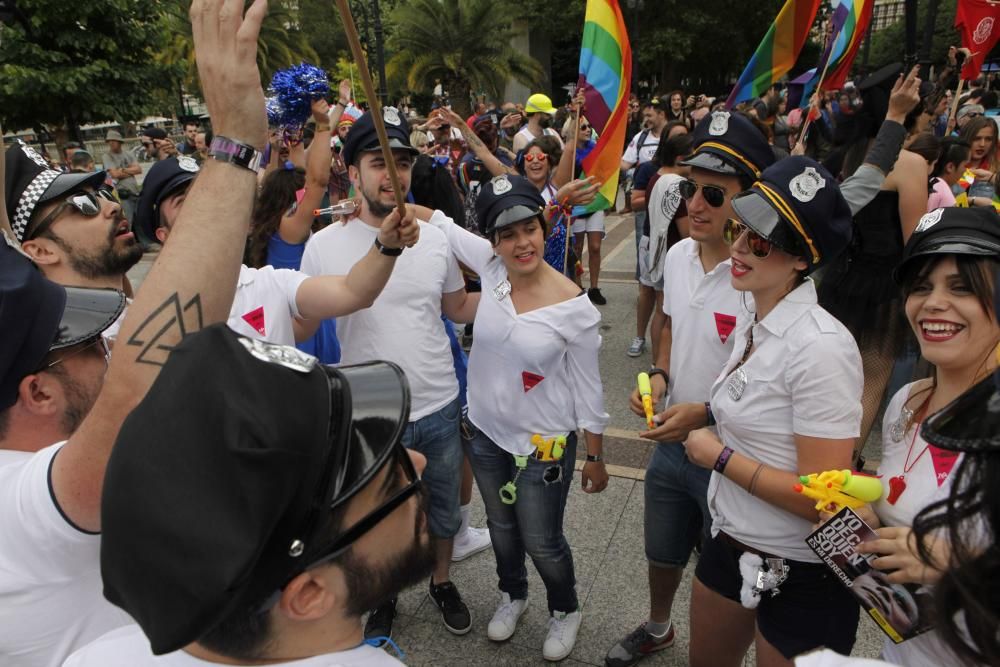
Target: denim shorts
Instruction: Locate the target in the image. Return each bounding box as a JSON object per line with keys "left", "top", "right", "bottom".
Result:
{"left": 401, "top": 397, "right": 463, "bottom": 539}
{"left": 644, "top": 442, "right": 712, "bottom": 567}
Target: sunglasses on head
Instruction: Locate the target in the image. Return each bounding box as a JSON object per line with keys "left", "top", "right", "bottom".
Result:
{"left": 723, "top": 218, "right": 773, "bottom": 258}
{"left": 678, "top": 178, "right": 727, "bottom": 208}
{"left": 27, "top": 188, "right": 117, "bottom": 241}
{"left": 524, "top": 152, "right": 548, "bottom": 162}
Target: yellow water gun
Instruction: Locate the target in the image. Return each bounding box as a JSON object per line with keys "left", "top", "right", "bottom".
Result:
{"left": 793, "top": 469, "right": 882, "bottom": 512}
{"left": 637, "top": 372, "right": 655, "bottom": 428}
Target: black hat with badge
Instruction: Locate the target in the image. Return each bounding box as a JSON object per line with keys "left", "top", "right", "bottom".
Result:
{"left": 681, "top": 110, "right": 775, "bottom": 183}
{"left": 893, "top": 207, "right": 1000, "bottom": 284}
{"left": 100, "top": 325, "right": 416, "bottom": 654}
{"left": 731, "top": 156, "right": 852, "bottom": 273}
{"left": 0, "top": 238, "right": 125, "bottom": 410}
{"left": 341, "top": 106, "right": 420, "bottom": 167}
{"left": 133, "top": 156, "right": 202, "bottom": 244}
{"left": 474, "top": 174, "right": 545, "bottom": 238}
{"left": 4, "top": 141, "right": 107, "bottom": 243}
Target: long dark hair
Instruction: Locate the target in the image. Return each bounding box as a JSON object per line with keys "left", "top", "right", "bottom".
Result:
{"left": 246, "top": 165, "right": 306, "bottom": 268}
{"left": 931, "top": 138, "right": 971, "bottom": 179}
{"left": 652, "top": 132, "right": 693, "bottom": 168}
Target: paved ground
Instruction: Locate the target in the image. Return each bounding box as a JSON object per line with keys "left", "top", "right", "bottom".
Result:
{"left": 126, "top": 211, "right": 887, "bottom": 665}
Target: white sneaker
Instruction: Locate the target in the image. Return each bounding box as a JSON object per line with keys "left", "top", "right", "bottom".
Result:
{"left": 543, "top": 609, "right": 582, "bottom": 661}
{"left": 487, "top": 593, "right": 528, "bottom": 641}
{"left": 626, "top": 337, "right": 645, "bottom": 357}
{"left": 451, "top": 526, "right": 491, "bottom": 562}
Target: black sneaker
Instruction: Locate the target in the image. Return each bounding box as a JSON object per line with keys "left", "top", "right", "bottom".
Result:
{"left": 588, "top": 288, "right": 607, "bottom": 305}
{"left": 604, "top": 622, "right": 675, "bottom": 666}
{"left": 429, "top": 579, "right": 472, "bottom": 635}
{"left": 364, "top": 597, "right": 398, "bottom": 645}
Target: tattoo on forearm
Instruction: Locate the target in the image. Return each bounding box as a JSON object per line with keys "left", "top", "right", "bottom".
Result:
{"left": 125, "top": 293, "right": 204, "bottom": 366}
{"left": 467, "top": 134, "right": 484, "bottom": 149}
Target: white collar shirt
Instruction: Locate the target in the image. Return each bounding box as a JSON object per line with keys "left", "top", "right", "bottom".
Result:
{"left": 708, "top": 279, "right": 863, "bottom": 561}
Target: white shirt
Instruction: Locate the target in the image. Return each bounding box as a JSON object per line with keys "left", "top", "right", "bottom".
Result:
{"left": 64, "top": 624, "right": 404, "bottom": 666}
{"left": 794, "top": 649, "right": 897, "bottom": 667}
{"left": 427, "top": 212, "right": 609, "bottom": 455}
{"left": 622, "top": 128, "right": 661, "bottom": 166}
{"left": 661, "top": 238, "right": 738, "bottom": 408}
{"left": 226, "top": 265, "right": 307, "bottom": 346}
{"left": 708, "top": 280, "right": 863, "bottom": 561}
{"left": 302, "top": 219, "right": 464, "bottom": 421}
{"left": 645, "top": 173, "right": 685, "bottom": 283}
{"left": 512, "top": 125, "right": 563, "bottom": 153}
{"left": 0, "top": 444, "right": 131, "bottom": 667}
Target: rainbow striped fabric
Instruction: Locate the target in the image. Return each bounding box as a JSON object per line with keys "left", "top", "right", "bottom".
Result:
{"left": 725, "top": 0, "right": 821, "bottom": 109}
{"left": 575, "top": 0, "right": 632, "bottom": 214}
{"left": 792, "top": 0, "right": 875, "bottom": 105}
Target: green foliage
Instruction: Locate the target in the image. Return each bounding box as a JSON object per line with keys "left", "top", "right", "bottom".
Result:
{"left": 869, "top": 0, "right": 961, "bottom": 70}
{"left": 386, "top": 0, "right": 544, "bottom": 116}
{"left": 0, "top": 0, "right": 180, "bottom": 132}
{"left": 330, "top": 56, "right": 368, "bottom": 105}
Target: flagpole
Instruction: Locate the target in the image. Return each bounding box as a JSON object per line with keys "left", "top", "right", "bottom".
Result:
{"left": 796, "top": 37, "right": 837, "bottom": 151}
{"left": 564, "top": 105, "right": 582, "bottom": 278}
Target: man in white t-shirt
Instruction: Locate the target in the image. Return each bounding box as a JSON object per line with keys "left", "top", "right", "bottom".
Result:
{"left": 605, "top": 110, "right": 775, "bottom": 667}
{"left": 136, "top": 156, "right": 416, "bottom": 347}
{"left": 63, "top": 327, "right": 435, "bottom": 667}
{"left": 512, "top": 93, "right": 564, "bottom": 153}
{"left": 302, "top": 108, "right": 479, "bottom": 642}
{"left": 620, "top": 98, "right": 669, "bottom": 171}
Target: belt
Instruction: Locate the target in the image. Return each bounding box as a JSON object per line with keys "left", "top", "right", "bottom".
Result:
{"left": 718, "top": 531, "right": 773, "bottom": 559}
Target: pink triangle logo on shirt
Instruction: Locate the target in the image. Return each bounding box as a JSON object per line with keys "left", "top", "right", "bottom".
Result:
{"left": 242, "top": 306, "right": 266, "bottom": 336}
{"left": 522, "top": 371, "right": 544, "bottom": 392}
{"left": 930, "top": 445, "right": 960, "bottom": 486}
{"left": 714, "top": 313, "right": 736, "bottom": 344}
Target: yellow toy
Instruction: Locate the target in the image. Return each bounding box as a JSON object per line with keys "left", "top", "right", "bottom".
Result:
{"left": 637, "top": 372, "right": 655, "bottom": 428}
{"left": 793, "top": 469, "right": 882, "bottom": 512}
{"left": 531, "top": 434, "right": 567, "bottom": 462}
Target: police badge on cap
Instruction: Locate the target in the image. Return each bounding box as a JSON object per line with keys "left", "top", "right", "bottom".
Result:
{"left": 177, "top": 156, "right": 200, "bottom": 173}
{"left": 789, "top": 167, "right": 825, "bottom": 203}
{"left": 491, "top": 175, "right": 513, "bottom": 195}
{"left": 383, "top": 106, "right": 402, "bottom": 126}
{"left": 709, "top": 111, "right": 730, "bottom": 136}
{"left": 914, "top": 208, "right": 944, "bottom": 233}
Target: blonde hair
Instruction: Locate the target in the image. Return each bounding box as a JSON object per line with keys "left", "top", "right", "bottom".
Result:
{"left": 410, "top": 130, "right": 429, "bottom": 150}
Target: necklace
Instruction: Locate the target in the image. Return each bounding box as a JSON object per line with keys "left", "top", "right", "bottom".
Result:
{"left": 725, "top": 323, "right": 755, "bottom": 401}
{"left": 886, "top": 392, "right": 934, "bottom": 505}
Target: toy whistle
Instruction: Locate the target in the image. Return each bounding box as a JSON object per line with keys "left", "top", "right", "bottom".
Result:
{"left": 313, "top": 199, "right": 357, "bottom": 217}
{"left": 637, "top": 372, "right": 655, "bottom": 428}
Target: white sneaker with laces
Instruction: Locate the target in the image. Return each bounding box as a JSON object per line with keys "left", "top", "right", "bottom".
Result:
{"left": 543, "top": 609, "right": 582, "bottom": 661}
{"left": 626, "top": 337, "right": 645, "bottom": 357}
{"left": 451, "top": 526, "right": 491, "bottom": 562}
{"left": 487, "top": 593, "right": 528, "bottom": 641}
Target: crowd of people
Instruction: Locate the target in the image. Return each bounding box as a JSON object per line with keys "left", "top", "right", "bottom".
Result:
{"left": 3, "top": 2, "right": 1000, "bottom": 667}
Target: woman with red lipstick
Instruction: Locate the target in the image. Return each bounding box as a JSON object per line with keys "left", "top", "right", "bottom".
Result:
{"left": 680, "top": 157, "right": 864, "bottom": 667}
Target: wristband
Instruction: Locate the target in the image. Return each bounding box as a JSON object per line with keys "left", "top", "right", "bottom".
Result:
{"left": 586, "top": 454, "right": 603, "bottom": 462}
{"left": 705, "top": 402, "right": 716, "bottom": 427}
{"left": 374, "top": 237, "right": 403, "bottom": 256}
{"left": 209, "top": 136, "right": 264, "bottom": 174}
{"left": 315, "top": 123, "right": 331, "bottom": 132}
{"left": 713, "top": 446, "right": 734, "bottom": 474}
{"left": 647, "top": 367, "right": 669, "bottom": 386}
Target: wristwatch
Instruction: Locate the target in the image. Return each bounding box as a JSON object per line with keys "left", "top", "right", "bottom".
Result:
{"left": 586, "top": 454, "right": 603, "bottom": 463}
{"left": 374, "top": 237, "right": 403, "bottom": 256}
{"left": 209, "top": 136, "right": 264, "bottom": 174}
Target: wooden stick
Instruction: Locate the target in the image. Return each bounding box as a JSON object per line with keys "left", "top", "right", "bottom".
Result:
{"left": 948, "top": 78, "right": 966, "bottom": 128}
{"left": 564, "top": 105, "right": 581, "bottom": 277}
{"left": 332, "top": 0, "right": 407, "bottom": 214}
{"left": 797, "top": 42, "right": 838, "bottom": 150}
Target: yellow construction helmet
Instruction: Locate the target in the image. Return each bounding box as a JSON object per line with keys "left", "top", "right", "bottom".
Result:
{"left": 525, "top": 93, "right": 557, "bottom": 115}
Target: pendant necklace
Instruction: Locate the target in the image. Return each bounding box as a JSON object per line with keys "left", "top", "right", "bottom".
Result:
{"left": 887, "top": 392, "right": 935, "bottom": 505}
{"left": 726, "top": 323, "right": 755, "bottom": 402}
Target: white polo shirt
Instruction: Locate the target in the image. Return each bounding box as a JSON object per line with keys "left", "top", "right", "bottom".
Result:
{"left": 64, "top": 623, "right": 404, "bottom": 666}
{"left": 226, "top": 265, "right": 307, "bottom": 346}
{"left": 707, "top": 279, "right": 863, "bottom": 562}
{"left": 302, "top": 219, "right": 464, "bottom": 421}
{"left": 426, "top": 212, "right": 608, "bottom": 455}
{"left": 661, "top": 238, "right": 739, "bottom": 408}
{"left": 622, "top": 128, "right": 661, "bottom": 166}
{"left": 0, "top": 444, "right": 131, "bottom": 667}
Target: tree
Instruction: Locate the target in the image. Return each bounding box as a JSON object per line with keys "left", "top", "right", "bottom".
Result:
{"left": 0, "top": 0, "right": 180, "bottom": 136}
{"left": 386, "top": 0, "right": 544, "bottom": 116}
{"left": 869, "top": 0, "right": 961, "bottom": 72}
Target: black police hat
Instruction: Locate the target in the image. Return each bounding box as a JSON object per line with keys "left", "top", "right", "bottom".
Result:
{"left": 341, "top": 106, "right": 419, "bottom": 167}
{"left": 894, "top": 207, "right": 1000, "bottom": 284}
{"left": 134, "top": 156, "right": 201, "bottom": 243}
{"left": 4, "top": 141, "right": 107, "bottom": 243}
{"left": 731, "top": 156, "right": 852, "bottom": 273}
{"left": 0, "top": 240, "right": 125, "bottom": 410}
{"left": 100, "top": 325, "right": 412, "bottom": 654}
{"left": 474, "top": 174, "right": 545, "bottom": 237}
{"left": 681, "top": 110, "right": 775, "bottom": 183}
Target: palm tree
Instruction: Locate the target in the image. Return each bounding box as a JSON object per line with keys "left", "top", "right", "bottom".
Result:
{"left": 387, "top": 0, "right": 544, "bottom": 117}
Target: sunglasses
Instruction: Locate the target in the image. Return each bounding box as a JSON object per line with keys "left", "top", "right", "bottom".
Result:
{"left": 37, "top": 336, "right": 111, "bottom": 373}
{"left": 27, "top": 188, "right": 117, "bottom": 241}
{"left": 524, "top": 153, "right": 548, "bottom": 162}
{"left": 679, "top": 178, "right": 727, "bottom": 208}
{"left": 723, "top": 218, "right": 773, "bottom": 258}
{"left": 579, "top": 123, "right": 591, "bottom": 130}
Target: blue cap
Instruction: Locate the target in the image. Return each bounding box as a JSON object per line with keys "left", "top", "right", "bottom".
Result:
{"left": 473, "top": 174, "right": 545, "bottom": 237}
{"left": 681, "top": 110, "right": 775, "bottom": 182}
{"left": 341, "top": 106, "right": 419, "bottom": 167}
{"left": 731, "top": 156, "right": 852, "bottom": 273}
{"left": 134, "top": 156, "right": 201, "bottom": 243}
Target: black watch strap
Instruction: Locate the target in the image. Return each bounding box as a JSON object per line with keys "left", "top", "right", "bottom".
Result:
{"left": 586, "top": 454, "right": 603, "bottom": 462}
{"left": 648, "top": 367, "right": 668, "bottom": 385}
{"left": 374, "top": 237, "right": 403, "bottom": 256}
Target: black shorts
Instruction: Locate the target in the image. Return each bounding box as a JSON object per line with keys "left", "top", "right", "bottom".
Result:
{"left": 695, "top": 532, "right": 860, "bottom": 659}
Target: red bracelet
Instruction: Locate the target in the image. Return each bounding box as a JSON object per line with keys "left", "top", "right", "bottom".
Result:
{"left": 713, "top": 446, "right": 734, "bottom": 474}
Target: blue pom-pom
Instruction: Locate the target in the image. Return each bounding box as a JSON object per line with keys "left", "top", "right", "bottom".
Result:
{"left": 266, "top": 63, "right": 330, "bottom": 130}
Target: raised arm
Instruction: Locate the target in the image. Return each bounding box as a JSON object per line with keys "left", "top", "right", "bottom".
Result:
{"left": 52, "top": 0, "right": 269, "bottom": 532}
{"left": 418, "top": 205, "right": 495, "bottom": 274}
{"left": 441, "top": 108, "right": 514, "bottom": 178}
{"left": 553, "top": 92, "right": 585, "bottom": 188}
{"left": 277, "top": 99, "right": 334, "bottom": 246}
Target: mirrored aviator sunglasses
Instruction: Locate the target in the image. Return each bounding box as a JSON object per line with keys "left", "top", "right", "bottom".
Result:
{"left": 28, "top": 188, "right": 117, "bottom": 240}
{"left": 678, "top": 178, "right": 726, "bottom": 208}
{"left": 723, "top": 218, "right": 773, "bottom": 259}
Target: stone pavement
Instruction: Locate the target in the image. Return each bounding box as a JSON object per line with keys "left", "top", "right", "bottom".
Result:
{"left": 125, "top": 211, "right": 887, "bottom": 665}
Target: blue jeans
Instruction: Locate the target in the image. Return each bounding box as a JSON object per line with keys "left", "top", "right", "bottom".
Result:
{"left": 644, "top": 442, "right": 711, "bottom": 567}
{"left": 467, "top": 422, "right": 578, "bottom": 613}
{"left": 402, "top": 397, "right": 463, "bottom": 539}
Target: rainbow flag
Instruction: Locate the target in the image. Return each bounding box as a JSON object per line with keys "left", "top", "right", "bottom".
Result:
{"left": 791, "top": 0, "right": 874, "bottom": 105}
{"left": 725, "top": 0, "right": 821, "bottom": 109}
{"left": 575, "top": 0, "right": 631, "bottom": 214}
